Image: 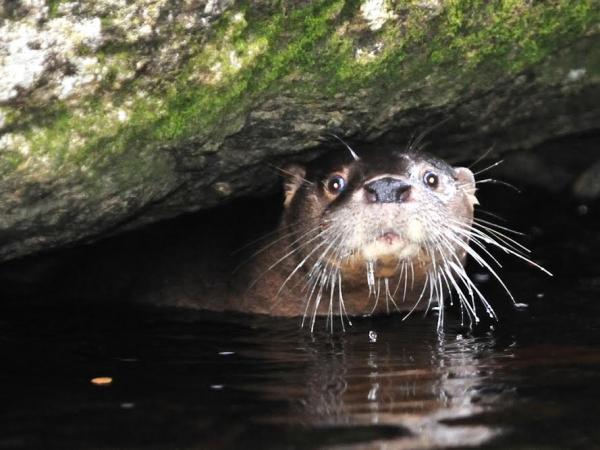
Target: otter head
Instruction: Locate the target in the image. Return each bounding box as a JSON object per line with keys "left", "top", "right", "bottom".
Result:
{"left": 281, "top": 148, "right": 478, "bottom": 291}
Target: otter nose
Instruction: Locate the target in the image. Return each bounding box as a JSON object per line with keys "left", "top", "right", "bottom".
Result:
{"left": 364, "top": 177, "right": 411, "bottom": 203}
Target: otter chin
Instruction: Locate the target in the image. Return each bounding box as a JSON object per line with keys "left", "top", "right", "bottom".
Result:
{"left": 225, "top": 143, "right": 491, "bottom": 331}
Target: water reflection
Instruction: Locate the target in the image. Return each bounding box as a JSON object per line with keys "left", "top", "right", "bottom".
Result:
{"left": 234, "top": 316, "right": 512, "bottom": 448}
{"left": 2, "top": 295, "right": 600, "bottom": 449}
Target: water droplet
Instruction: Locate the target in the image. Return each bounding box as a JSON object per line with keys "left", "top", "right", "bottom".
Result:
{"left": 577, "top": 204, "right": 589, "bottom": 216}
{"left": 536, "top": 293, "right": 545, "bottom": 299}
{"left": 514, "top": 302, "right": 529, "bottom": 309}
{"left": 473, "top": 273, "right": 490, "bottom": 282}
{"left": 120, "top": 402, "right": 135, "bottom": 409}
{"left": 368, "top": 330, "right": 378, "bottom": 343}
{"left": 367, "top": 383, "right": 379, "bottom": 401}
{"left": 218, "top": 351, "right": 235, "bottom": 356}
{"left": 210, "top": 384, "right": 224, "bottom": 390}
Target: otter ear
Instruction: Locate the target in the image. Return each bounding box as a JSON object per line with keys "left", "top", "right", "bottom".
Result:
{"left": 282, "top": 164, "right": 307, "bottom": 208}
{"left": 455, "top": 167, "right": 479, "bottom": 206}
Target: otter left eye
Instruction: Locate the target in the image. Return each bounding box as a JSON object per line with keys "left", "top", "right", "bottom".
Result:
{"left": 423, "top": 171, "right": 439, "bottom": 189}
{"left": 327, "top": 175, "right": 346, "bottom": 194}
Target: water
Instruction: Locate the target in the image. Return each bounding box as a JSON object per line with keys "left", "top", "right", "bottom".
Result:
{"left": 0, "top": 188, "right": 599, "bottom": 449}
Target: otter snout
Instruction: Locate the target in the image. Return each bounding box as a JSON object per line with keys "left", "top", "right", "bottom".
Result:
{"left": 364, "top": 177, "right": 411, "bottom": 203}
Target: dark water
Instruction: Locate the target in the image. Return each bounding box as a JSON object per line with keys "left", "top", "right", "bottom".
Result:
{"left": 1, "top": 188, "right": 599, "bottom": 449}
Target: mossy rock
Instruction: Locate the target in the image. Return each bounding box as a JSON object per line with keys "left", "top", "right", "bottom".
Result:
{"left": 0, "top": 0, "right": 599, "bottom": 261}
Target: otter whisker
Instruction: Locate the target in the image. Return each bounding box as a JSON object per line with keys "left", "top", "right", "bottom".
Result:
{"left": 447, "top": 216, "right": 530, "bottom": 260}
{"left": 391, "top": 260, "right": 408, "bottom": 301}
{"left": 232, "top": 217, "right": 321, "bottom": 256}
{"left": 243, "top": 224, "right": 324, "bottom": 280}
{"left": 442, "top": 264, "right": 472, "bottom": 320}
{"left": 326, "top": 270, "right": 336, "bottom": 333}
{"left": 427, "top": 227, "right": 487, "bottom": 325}
{"left": 472, "top": 159, "right": 504, "bottom": 176}
{"left": 310, "top": 270, "right": 329, "bottom": 332}
{"left": 471, "top": 222, "right": 532, "bottom": 258}
{"left": 446, "top": 238, "right": 500, "bottom": 321}
{"left": 331, "top": 235, "right": 355, "bottom": 330}
{"left": 384, "top": 278, "right": 401, "bottom": 313}
{"left": 436, "top": 271, "right": 447, "bottom": 333}
{"left": 436, "top": 242, "right": 456, "bottom": 310}
{"left": 301, "top": 227, "right": 352, "bottom": 331}
{"left": 402, "top": 261, "right": 409, "bottom": 302}
{"left": 310, "top": 255, "right": 347, "bottom": 332}
{"left": 446, "top": 264, "right": 479, "bottom": 323}
{"left": 249, "top": 228, "right": 329, "bottom": 292}
{"left": 424, "top": 273, "right": 438, "bottom": 317}
{"left": 269, "top": 163, "right": 314, "bottom": 186}
{"left": 436, "top": 230, "right": 498, "bottom": 320}
{"left": 338, "top": 271, "right": 351, "bottom": 330}
{"left": 438, "top": 227, "right": 518, "bottom": 303}
{"left": 402, "top": 273, "right": 430, "bottom": 321}
{"left": 475, "top": 178, "right": 521, "bottom": 194}
{"left": 234, "top": 225, "right": 321, "bottom": 274}
{"left": 366, "top": 261, "right": 376, "bottom": 296}
{"left": 429, "top": 235, "right": 474, "bottom": 324}
{"left": 329, "top": 133, "right": 360, "bottom": 161}
{"left": 323, "top": 237, "right": 351, "bottom": 331}
{"left": 305, "top": 228, "right": 350, "bottom": 288}
{"left": 441, "top": 264, "right": 473, "bottom": 328}
{"left": 449, "top": 220, "right": 531, "bottom": 264}
{"left": 302, "top": 267, "right": 321, "bottom": 324}
{"left": 449, "top": 258, "right": 497, "bottom": 321}
{"left": 277, "top": 229, "right": 344, "bottom": 299}
{"left": 369, "top": 278, "right": 382, "bottom": 315}
{"left": 302, "top": 264, "right": 328, "bottom": 329}
{"left": 475, "top": 208, "right": 509, "bottom": 223}
{"left": 447, "top": 219, "right": 552, "bottom": 276}
{"left": 447, "top": 225, "right": 505, "bottom": 268}
{"left": 407, "top": 117, "right": 451, "bottom": 153}
{"left": 468, "top": 145, "right": 496, "bottom": 170}
{"left": 474, "top": 217, "right": 525, "bottom": 236}
{"left": 471, "top": 225, "right": 530, "bottom": 257}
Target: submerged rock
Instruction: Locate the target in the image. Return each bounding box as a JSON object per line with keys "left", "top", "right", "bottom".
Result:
{"left": 1, "top": 0, "right": 600, "bottom": 261}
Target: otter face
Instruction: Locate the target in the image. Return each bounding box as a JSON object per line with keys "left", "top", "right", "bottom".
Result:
{"left": 273, "top": 145, "right": 549, "bottom": 331}
{"left": 283, "top": 149, "right": 478, "bottom": 285}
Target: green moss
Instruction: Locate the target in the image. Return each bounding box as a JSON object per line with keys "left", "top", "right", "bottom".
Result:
{"left": 47, "top": 0, "right": 67, "bottom": 18}
{"left": 425, "top": 0, "right": 599, "bottom": 73}
{"left": 9, "top": 0, "right": 600, "bottom": 177}
{"left": 81, "top": 2, "right": 347, "bottom": 159}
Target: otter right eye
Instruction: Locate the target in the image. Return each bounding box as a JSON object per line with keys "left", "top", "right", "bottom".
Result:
{"left": 326, "top": 175, "right": 346, "bottom": 194}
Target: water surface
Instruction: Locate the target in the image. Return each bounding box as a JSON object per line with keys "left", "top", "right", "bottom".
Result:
{"left": 0, "top": 188, "right": 598, "bottom": 449}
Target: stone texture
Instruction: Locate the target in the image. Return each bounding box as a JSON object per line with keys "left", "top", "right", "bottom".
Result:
{"left": 1, "top": 0, "right": 600, "bottom": 262}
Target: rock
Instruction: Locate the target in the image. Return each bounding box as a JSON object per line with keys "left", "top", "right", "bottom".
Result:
{"left": 574, "top": 159, "right": 600, "bottom": 200}
{"left": 1, "top": 0, "right": 600, "bottom": 262}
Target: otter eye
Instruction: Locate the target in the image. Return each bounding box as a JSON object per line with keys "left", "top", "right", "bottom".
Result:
{"left": 326, "top": 175, "right": 346, "bottom": 194}
{"left": 423, "top": 171, "right": 439, "bottom": 189}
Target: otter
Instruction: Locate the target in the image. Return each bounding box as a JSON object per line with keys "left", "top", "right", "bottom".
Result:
{"left": 143, "top": 143, "right": 548, "bottom": 331}
{"left": 220, "top": 145, "right": 486, "bottom": 331}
